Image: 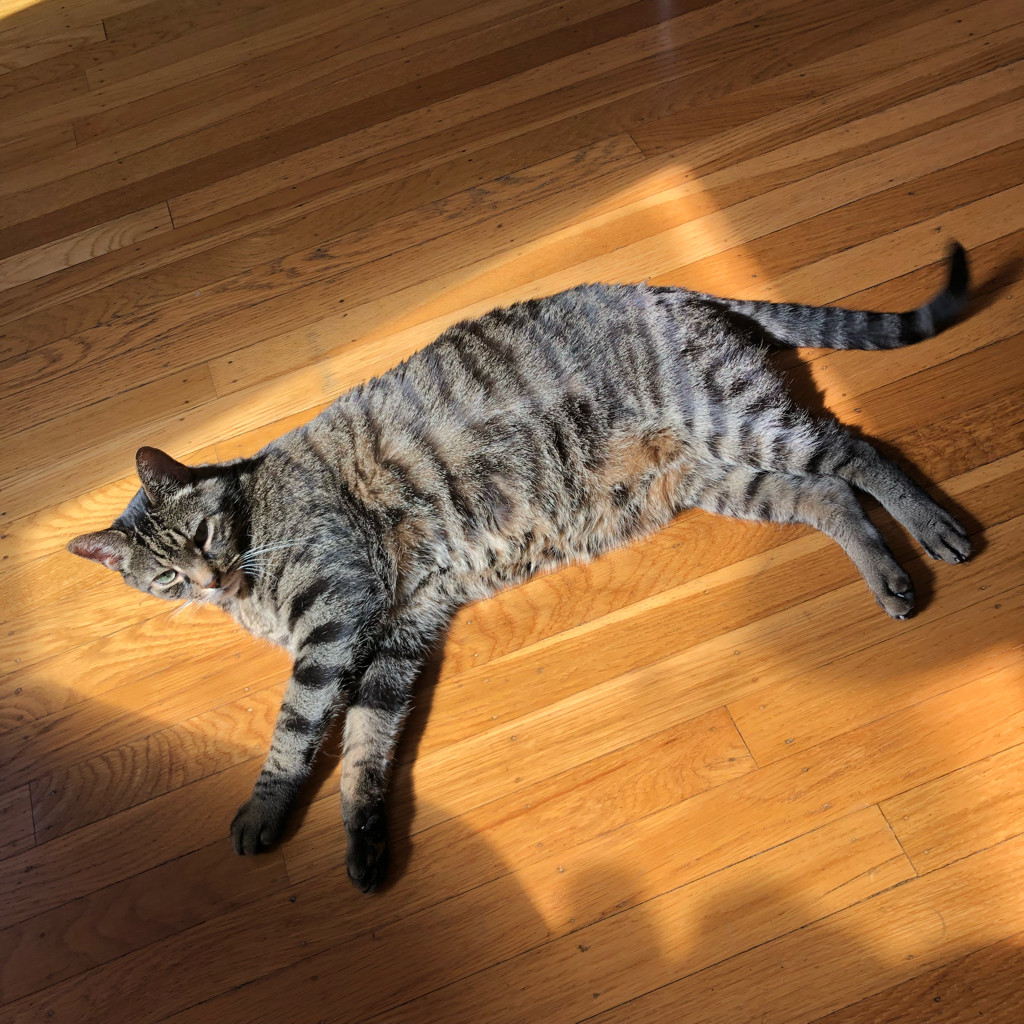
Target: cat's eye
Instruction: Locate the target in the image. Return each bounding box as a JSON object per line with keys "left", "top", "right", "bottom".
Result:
{"left": 193, "top": 520, "right": 209, "bottom": 550}
{"left": 153, "top": 569, "right": 178, "bottom": 586}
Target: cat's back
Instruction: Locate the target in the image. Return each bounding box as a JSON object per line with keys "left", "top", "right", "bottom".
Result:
{"left": 402, "top": 281, "right": 686, "bottom": 415}
{"left": 274, "top": 281, "right": 699, "bottom": 479}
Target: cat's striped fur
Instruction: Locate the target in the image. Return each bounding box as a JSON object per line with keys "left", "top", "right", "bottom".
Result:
{"left": 69, "top": 244, "right": 972, "bottom": 892}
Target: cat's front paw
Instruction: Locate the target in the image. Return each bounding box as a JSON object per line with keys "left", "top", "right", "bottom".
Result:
{"left": 346, "top": 806, "right": 389, "bottom": 893}
{"left": 231, "top": 796, "right": 290, "bottom": 855}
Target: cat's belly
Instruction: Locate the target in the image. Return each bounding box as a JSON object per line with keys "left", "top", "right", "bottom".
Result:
{"left": 460, "top": 456, "right": 695, "bottom": 600}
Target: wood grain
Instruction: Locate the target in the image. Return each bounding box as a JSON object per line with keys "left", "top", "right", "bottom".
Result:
{"left": 0, "top": 788, "right": 33, "bottom": 863}
{"left": 169, "top": 808, "right": 914, "bottom": 1024}
{"left": 881, "top": 740, "right": 1024, "bottom": 873}
{"left": 586, "top": 834, "right": 1024, "bottom": 1024}
{"left": 808, "top": 933, "right": 1024, "bottom": 1024}
{"left": 0, "top": 203, "right": 172, "bottom": 289}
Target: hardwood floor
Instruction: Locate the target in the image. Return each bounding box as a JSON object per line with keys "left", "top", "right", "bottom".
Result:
{"left": 1, "top": 0, "right": 1022, "bottom": 1020}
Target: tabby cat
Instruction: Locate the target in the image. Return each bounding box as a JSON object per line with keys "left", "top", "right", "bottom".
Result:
{"left": 69, "top": 244, "right": 972, "bottom": 892}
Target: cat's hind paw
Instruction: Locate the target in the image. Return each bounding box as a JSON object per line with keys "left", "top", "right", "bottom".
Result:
{"left": 915, "top": 509, "right": 972, "bottom": 564}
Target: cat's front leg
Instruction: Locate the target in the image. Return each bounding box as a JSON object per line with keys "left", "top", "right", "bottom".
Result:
{"left": 231, "top": 612, "right": 376, "bottom": 855}
{"left": 340, "top": 600, "right": 450, "bottom": 892}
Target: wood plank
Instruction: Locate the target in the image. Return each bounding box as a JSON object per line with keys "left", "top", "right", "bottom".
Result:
{"left": 584, "top": 834, "right": 1024, "bottom": 1024}
{"left": 0, "top": 133, "right": 645, "bottom": 413}
{"left": 0, "top": 362, "right": 216, "bottom": 478}
{"left": 169, "top": 808, "right": 913, "bottom": 1024}
{"left": 0, "top": 123, "right": 76, "bottom": 175}
{"left": 19, "top": 652, "right": 1003, "bottom": 1024}
{"left": 0, "top": 0, "right": 1001, "bottom": 335}
{"left": 4, "top": 99, "right": 1016, "bottom": 456}
{"left": 0, "top": 0, "right": 152, "bottom": 30}
{"left": 630, "top": 0, "right": 1024, "bottom": 158}
{"left": 0, "top": 115, "right": 637, "bottom": 344}
{"left": 0, "top": 0, "right": 448, "bottom": 145}
{"left": 197, "top": 225, "right": 1021, "bottom": 463}
{"left": 189, "top": 112, "right": 1024, "bottom": 407}
{"left": 0, "top": 703, "right": 750, "bottom": 971}
{"left": 4, "top": 0, "right": 925, "bottom": 266}
{"left": 0, "top": 204, "right": 172, "bottom": 290}
{"left": 87, "top": 0, "right": 407, "bottom": 90}
{"left": 30, "top": 689, "right": 746, "bottom": 858}
{"left": 99, "top": 655, "right": 1019, "bottom": 1024}
{"left": 729, "top": 586, "right": 1024, "bottom": 766}
{"left": 881, "top": 740, "right": 1024, "bottom": 873}
{"left": 0, "top": 22, "right": 105, "bottom": 73}
{"left": 72, "top": 0, "right": 627, "bottom": 146}
{"left": 0, "top": 631, "right": 285, "bottom": 793}
{"left": 27, "top": 684, "right": 283, "bottom": 841}
{"left": 808, "top": 933, "right": 1024, "bottom": 1024}
{"left": 0, "top": 586, "right": 273, "bottom": 737}
{"left": 668, "top": 137, "right": 1024, "bottom": 304}
{"left": 0, "top": 0, "right": 372, "bottom": 145}
{"left": 165, "top": 0, "right": 954, "bottom": 227}
{"left": 0, "top": 840, "right": 287, "bottom": 1006}
{"left": 0, "top": 67, "right": 91, "bottom": 129}
{"left": 0, "top": 0, "right": 728, "bottom": 232}
{"left": 0, "top": 788, "right": 33, "bottom": 862}
{"left": 0, "top": 761, "right": 258, "bottom": 931}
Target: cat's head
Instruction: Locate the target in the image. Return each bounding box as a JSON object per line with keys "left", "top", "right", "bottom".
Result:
{"left": 68, "top": 447, "right": 248, "bottom": 605}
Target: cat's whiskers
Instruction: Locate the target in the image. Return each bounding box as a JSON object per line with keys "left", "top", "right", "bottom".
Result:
{"left": 243, "top": 538, "right": 312, "bottom": 558}
{"left": 236, "top": 541, "right": 307, "bottom": 583}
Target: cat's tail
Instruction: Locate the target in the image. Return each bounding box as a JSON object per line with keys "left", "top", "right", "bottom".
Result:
{"left": 706, "top": 242, "right": 970, "bottom": 351}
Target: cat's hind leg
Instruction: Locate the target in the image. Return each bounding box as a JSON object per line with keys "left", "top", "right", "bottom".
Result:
{"left": 674, "top": 301, "right": 970, "bottom": 567}
{"left": 681, "top": 463, "right": 916, "bottom": 618}
{"left": 803, "top": 436, "right": 971, "bottom": 565}
{"left": 745, "top": 410, "right": 972, "bottom": 565}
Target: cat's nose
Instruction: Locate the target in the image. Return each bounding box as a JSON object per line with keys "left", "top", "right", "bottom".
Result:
{"left": 201, "top": 572, "right": 221, "bottom": 590}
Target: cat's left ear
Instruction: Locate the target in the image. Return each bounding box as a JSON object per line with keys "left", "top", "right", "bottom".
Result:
{"left": 136, "top": 446, "right": 193, "bottom": 504}
{"left": 67, "top": 529, "right": 130, "bottom": 571}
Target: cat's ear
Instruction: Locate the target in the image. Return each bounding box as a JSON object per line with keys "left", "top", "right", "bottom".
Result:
{"left": 67, "top": 530, "right": 130, "bottom": 571}
{"left": 136, "top": 446, "right": 193, "bottom": 503}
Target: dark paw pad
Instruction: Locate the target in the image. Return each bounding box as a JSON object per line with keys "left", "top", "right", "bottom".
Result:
{"left": 346, "top": 810, "right": 390, "bottom": 894}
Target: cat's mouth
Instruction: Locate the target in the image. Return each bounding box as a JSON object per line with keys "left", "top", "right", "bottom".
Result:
{"left": 205, "top": 569, "right": 244, "bottom": 603}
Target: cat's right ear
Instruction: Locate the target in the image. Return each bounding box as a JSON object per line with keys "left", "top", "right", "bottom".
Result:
{"left": 136, "top": 446, "right": 193, "bottom": 504}
{"left": 67, "top": 530, "right": 130, "bottom": 571}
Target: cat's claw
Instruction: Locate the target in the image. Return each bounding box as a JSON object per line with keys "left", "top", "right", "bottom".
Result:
{"left": 913, "top": 510, "right": 971, "bottom": 564}
{"left": 231, "top": 796, "right": 290, "bottom": 855}
{"left": 346, "top": 809, "right": 390, "bottom": 893}
{"left": 871, "top": 564, "right": 915, "bottom": 620}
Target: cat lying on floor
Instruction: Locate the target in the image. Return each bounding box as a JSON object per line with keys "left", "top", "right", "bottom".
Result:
{"left": 70, "top": 245, "right": 971, "bottom": 891}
